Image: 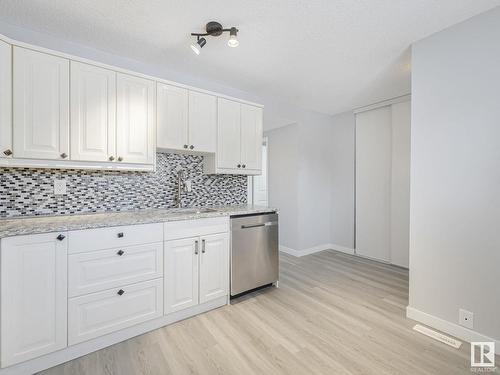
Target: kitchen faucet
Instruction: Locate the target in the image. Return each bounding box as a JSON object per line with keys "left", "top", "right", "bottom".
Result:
{"left": 174, "top": 170, "right": 186, "bottom": 208}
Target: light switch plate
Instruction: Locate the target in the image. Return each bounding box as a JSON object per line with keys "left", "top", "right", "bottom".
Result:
{"left": 54, "top": 179, "right": 67, "bottom": 195}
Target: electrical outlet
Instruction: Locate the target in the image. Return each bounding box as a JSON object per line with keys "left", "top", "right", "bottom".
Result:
{"left": 459, "top": 309, "right": 474, "bottom": 329}
{"left": 54, "top": 179, "right": 67, "bottom": 195}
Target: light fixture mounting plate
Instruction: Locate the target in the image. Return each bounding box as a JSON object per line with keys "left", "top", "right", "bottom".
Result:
{"left": 206, "top": 21, "right": 223, "bottom": 36}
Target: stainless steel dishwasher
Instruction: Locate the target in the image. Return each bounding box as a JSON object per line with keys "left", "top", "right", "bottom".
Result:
{"left": 230, "top": 212, "right": 279, "bottom": 296}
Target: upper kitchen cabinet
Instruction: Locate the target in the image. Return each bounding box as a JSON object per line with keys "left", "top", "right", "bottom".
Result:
{"left": 70, "top": 62, "right": 116, "bottom": 162}
{"left": 157, "top": 83, "right": 188, "bottom": 151}
{"left": 188, "top": 91, "right": 216, "bottom": 153}
{"left": 240, "top": 104, "right": 263, "bottom": 171}
{"left": 116, "top": 73, "right": 156, "bottom": 165}
{"left": 216, "top": 98, "right": 241, "bottom": 170}
{"left": 156, "top": 85, "right": 216, "bottom": 153}
{"left": 13, "top": 47, "right": 69, "bottom": 160}
{"left": 0, "top": 40, "right": 12, "bottom": 159}
{"left": 204, "top": 98, "right": 263, "bottom": 175}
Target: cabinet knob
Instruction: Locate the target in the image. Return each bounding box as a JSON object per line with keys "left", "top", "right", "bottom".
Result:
{"left": 109, "top": 156, "right": 115, "bottom": 161}
{"left": 183, "top": 145, "right": 188, "bottom": 149}
{"left": 237, "top": 164, "right": 241, "bottom": 168}
{"left": 117, "top": 289, "right": 125, "bottom": 296}
{"left": 117, "top": 232, "right": 124, "bottom": 238}
{"left": 60, "top": 152, "right": 68, "bottom": 159}
{"left": 242, "top": 164, "right": 246, "bottom": 168}
{"left": 189, "top": 145, "right": 194, "bottom": 150}
{"left": 117, "top": 250, "right": 125, "bottom": 256}
{"left": 3, "top": 149, "right": 12, "bottom": 156}
{"left": 56, "top": 234, "right": 66, "bottom": 241}
{"left": 117, "top": 156, "right": 123, "bottom": 162}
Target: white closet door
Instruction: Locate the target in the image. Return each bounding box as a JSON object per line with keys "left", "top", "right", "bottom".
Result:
{"left": 390, "top": 101, "right": 411, "bottom": 267}
{"left": 355, "top": 106, "right": 392, "bottom": 262}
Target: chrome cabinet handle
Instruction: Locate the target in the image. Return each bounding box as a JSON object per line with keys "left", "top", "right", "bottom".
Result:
{"left": 56, "top": 234, "right": 66, "bottom": 241}
{"left": 3, "top": 149, "right": 12, "bottom": 156}
{"left": 183, "top": 144, "right": 188, "bottom": 149}
{"left": 117, "top": 232, "right": 124, "bottom": 238}
{"left": 195, "top": 240, "right": 199, "bottom": 255}
{"left": 117, "top": 250, "right": 125, "bottom": 256}
{"left": 60, "top": 152, "right": 68, "bottom": 159}
{"left": 109, "top": 156, "right": 115, "bottom": 161}
{"left": 202, "top": 239, "right": 206, "bottom": 253}
{"left": 237, "top": 164, "right": 241, "bottom": 168}
{"left": 117, "top": 289, "right": 125, "bottom": 296}
{"left": 189, "top": 145, "right": 194, "bottom": 150}
{"left": 117, "top": 156, "right": 123, "bottom": 162}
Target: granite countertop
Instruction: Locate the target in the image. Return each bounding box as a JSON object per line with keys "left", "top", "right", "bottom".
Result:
{"left": 0, "top": 205, "right": 277, "bottom": 239}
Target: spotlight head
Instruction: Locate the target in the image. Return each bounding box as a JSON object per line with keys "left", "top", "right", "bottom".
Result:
{"left": 190, "top": 37, "right": 206, "bottom": 55}
{"left": 228, "top": 27, "right": 239, "bottom": 48}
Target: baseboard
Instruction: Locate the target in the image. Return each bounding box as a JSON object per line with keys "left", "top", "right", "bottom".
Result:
{"left": 406, "top": 306, "right": 500, "bottom": 354}
{"left": 279, "top": 243, "right": 355, "bottom": 257}
{"left": 330, "top": 243, "right": 355, "bottom": 255}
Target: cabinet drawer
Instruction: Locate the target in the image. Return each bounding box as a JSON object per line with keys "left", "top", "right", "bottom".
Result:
{"left": 68, "top": 242, "right": 163, "bottom": 297}
{"left": 164, "top": 217, "right": 229, "bottom": 241}
{"left": 68, "top": 223, "right": 163, "bottom": 253}
{"left": 68, "top": 279, "right": 163, "bottom": 345}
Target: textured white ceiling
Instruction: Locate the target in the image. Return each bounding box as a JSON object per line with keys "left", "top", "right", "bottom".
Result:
{"left": 0, "top": 0, "right": 499, "bottom": 115}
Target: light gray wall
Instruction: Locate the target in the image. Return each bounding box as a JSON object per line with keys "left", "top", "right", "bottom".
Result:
{"left": 409, "top": 6, "right": 500, "bottom": 343}
{"left": 267, "top": 123, "right": 299, "bottom": 250}
{"left": 266, "top": 110, "right": 333, "bottom": 251}
{"left": 329, "top": 112, "right": 355, "bottom": 249}
{"left": 296, "top": 111, "right": 333, "bottom": 250}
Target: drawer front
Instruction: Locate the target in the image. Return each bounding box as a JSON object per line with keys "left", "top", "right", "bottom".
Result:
{"left": 164, "top": 217, "right": 229, "bottom": 241}
{"left": 68, "top": 279, "right": 163, "bottom": 345}
{"left": 68, "top": 242, "right": 163, "bottom": 297}
{"left": 68, "top": 223, "right": 163, "bottom": 253}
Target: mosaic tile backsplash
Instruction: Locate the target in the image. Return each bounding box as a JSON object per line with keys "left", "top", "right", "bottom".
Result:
{"left": 0, "top": 153, "right": 247, "bottom": 218}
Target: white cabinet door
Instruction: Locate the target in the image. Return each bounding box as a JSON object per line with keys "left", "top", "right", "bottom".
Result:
{"left": 217, "top": 98, "right": 241, "bottom": 170}
{"left": 199, "top": 233, "right": 229, "bottom": 304}
{"left": 240, "top": 104, "right": 263, "bottom": 171}
{"left": 68, "top": 279, "right": 163, "bottom": 345}
{"left": 164, "top": 237, "right": 199, "bottom": 314}
{"left": 157, "top": 83, "right": 188, "bottom": 151}
{"left": 0, "top": 41, "right": 12, "bottom": 158}
{"left": 189, "top": 91, "right": 216, "bottom": 153}
{"left": 116, "top": 73, "right": 155, "bottom": 164}
{"left": 13, "top": 47, "right": 69, "bottom": 160}
{"left": 0, "top": 233, "right": 67, "bottom": 367}
{"left": 70, "top": 62, "right": 116, "bottom": 162}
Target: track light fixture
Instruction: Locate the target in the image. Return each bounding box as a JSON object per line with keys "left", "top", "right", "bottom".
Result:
{"left": 190, "top": 21, "right": 239, "bottom": 54}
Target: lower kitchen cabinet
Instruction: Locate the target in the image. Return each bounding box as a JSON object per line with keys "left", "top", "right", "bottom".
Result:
{"left": 164, "top": 232, "right": 229, "bottom": 314}
{"left": 68, "top": 278, "right": 163, "bottom": 345}
{"left": 164, "top": 237, "right": 200, "bottom": 314}
{"left": 0, "top": 232, "right": 68, "bottom": 367}
{"left": 199, "top": 233, "right": 229, "bottom": 304}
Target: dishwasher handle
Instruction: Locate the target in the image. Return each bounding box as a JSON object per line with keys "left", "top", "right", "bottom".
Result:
{"left": 241, "top": 221, "right": 278, "bottom": 229}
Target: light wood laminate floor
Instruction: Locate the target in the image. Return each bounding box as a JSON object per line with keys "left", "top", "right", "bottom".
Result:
{"left": 40, "top": 250, "right": 497, "bottom": 375}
